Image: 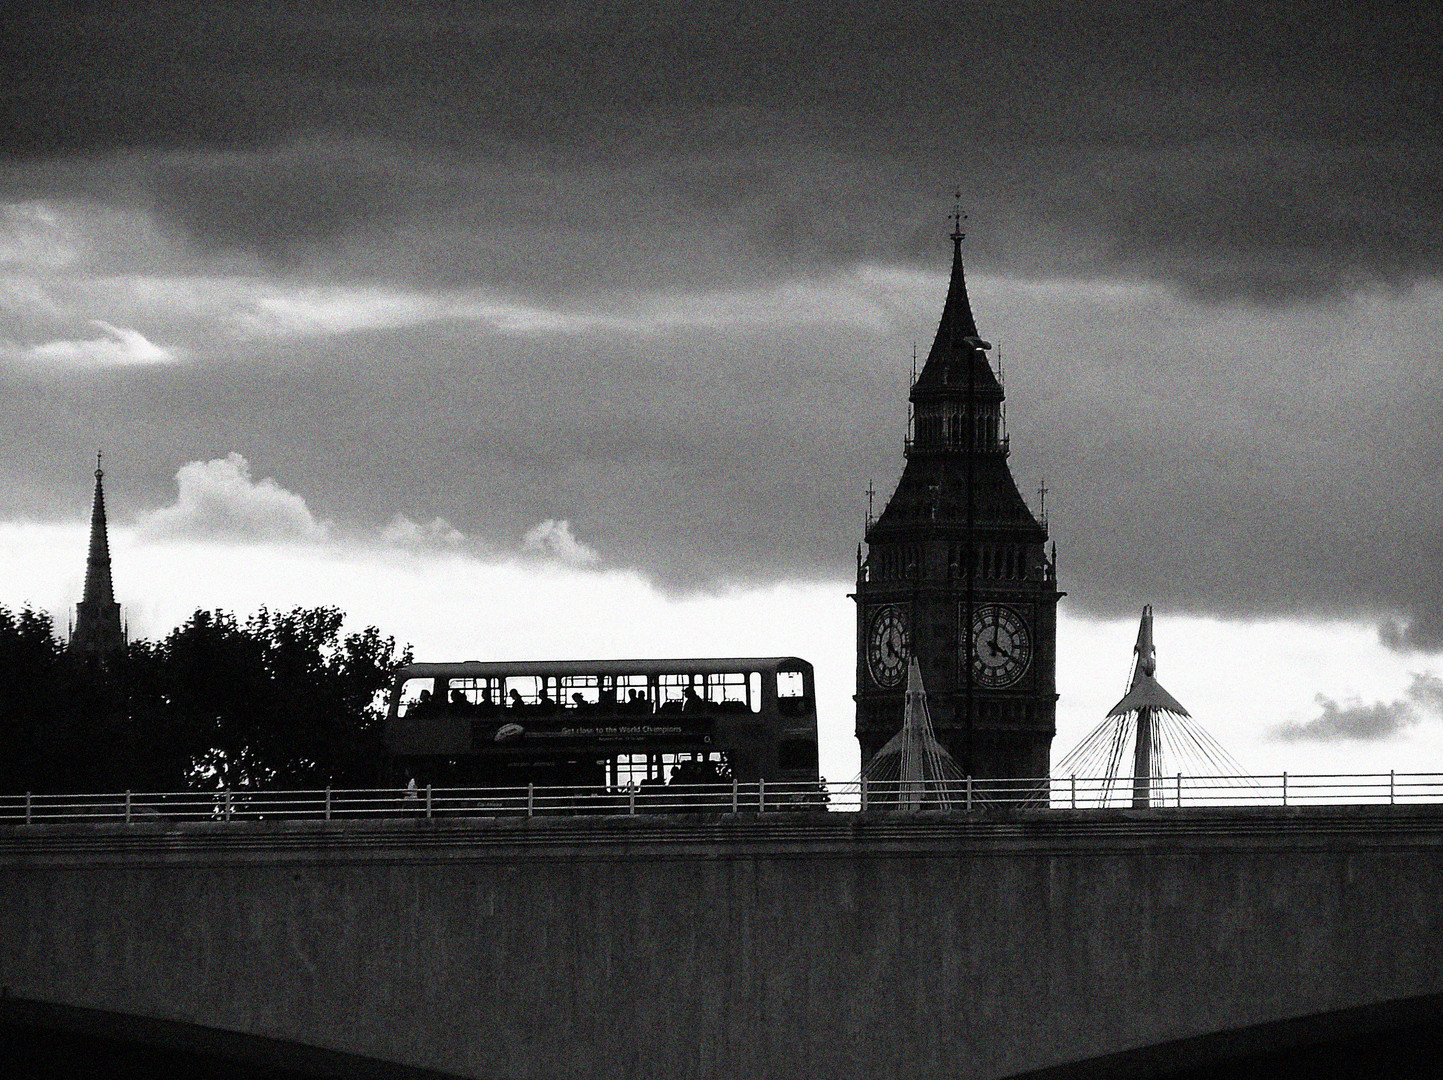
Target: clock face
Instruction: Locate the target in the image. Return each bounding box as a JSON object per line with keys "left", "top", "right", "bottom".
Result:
{"left": 866, "top": 605, "right": 909, "bottom": 688}
{"left": 967, "top": 603, "right": 1032, "bottom": 688}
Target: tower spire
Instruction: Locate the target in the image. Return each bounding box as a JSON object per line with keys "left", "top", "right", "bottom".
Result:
{"left": 930, "top": 195, "right": 982, "bottom": 354}
{"left": 905, "top": 205, "right": 1004, "bottom": 456}
{"left": 71, "top": 452, "right": 125, "bottom": 665}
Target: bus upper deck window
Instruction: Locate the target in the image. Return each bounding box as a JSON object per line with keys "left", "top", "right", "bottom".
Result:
{"left": 400, "top": 678, "right": 436, "bottom": 717}
{"left": 776, "top": 669, "right": 809, "bottom": 718}
{"left": 749, "top": 672, "right": 761, "bottom": 713}
{"left": 777, "top": 670, "right": 804, "bottom": 700}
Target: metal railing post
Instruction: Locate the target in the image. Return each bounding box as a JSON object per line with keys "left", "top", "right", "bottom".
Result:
{"left": 527, "top": 783, "right": 534, "bottom": 817}
{"left": 731, "top": 778, "right": 738, "bottom": 814}
{"left": 325, "top": 786, "right": 332, "bottom": 820}
{"left": 1177, "top": 772, "right": 1182, "bottom": 807}
{"left": 1390, "top": 770, "right": 1396, "bottom": 805}
{"left": 860, "top": 777, "right": 868, "bottom": 812}
{"left": 25, "top": 792, "right": 31, "bottom": 826}
{"left": 965, "top": 775, "right": 972, "bottom": 811}
{"left": 1282, "top": 772, "right": 1288, "bottom": 806}
{"left": 425, "top": 784, "right": 432, "bottom": 819}
{"left": 125, "top": 790, "right": 132, "bottom": 824}
{"left": 758, "top": 778, "right": 765, "bottom": 814}
{"left": 1070, "top": 774, "right": 1076, "bottom": 810}
{"left": 224, "top": 788, "right": 233, "bottom": 820}
{"left": 629, "top": 784, "right": 637, "bottom": 815}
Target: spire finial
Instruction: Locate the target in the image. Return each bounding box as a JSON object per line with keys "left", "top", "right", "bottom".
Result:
{"left": 949, "top": 189, "right": 966, "bottom": 243}
{"left": 95, "top": 449, "right": 103, "bottom": 479}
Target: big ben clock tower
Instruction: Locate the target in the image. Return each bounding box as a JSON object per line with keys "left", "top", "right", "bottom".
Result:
{"left": 855, "top": 212, "right": 1060, "bottom": 779}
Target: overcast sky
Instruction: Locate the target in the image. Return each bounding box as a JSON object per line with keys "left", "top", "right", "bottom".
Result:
{"left": 2, "top": 2, "right": 1440, "bottom": 778}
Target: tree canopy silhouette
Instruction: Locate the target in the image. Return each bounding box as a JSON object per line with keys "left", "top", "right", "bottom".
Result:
{"left": 0, "top": 604, "right": 410, "bottom": 794}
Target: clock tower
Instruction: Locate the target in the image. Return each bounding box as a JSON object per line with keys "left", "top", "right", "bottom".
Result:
{"left": 855, "top": 215, "right": 1060, "bottom": 779}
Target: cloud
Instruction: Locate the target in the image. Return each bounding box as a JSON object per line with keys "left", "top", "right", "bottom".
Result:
{"left": 1272, "top": 674, "right": 1443, "bottom": 742}
{"left": 148, "top": 144, "right": 394, "bottom": 263}
{"left": 6, "top": 5, "right": 1441, "bottom": 303}
{"left": 379, "top": 514, "right": 466, "bottom": 551}
{"left": 0, "top": 273, "right": 1434, "bottom": 637}
{"left": 1380, "top": 610, "right": 1443, "bottom": 655}
{"left": 1408, "top": 673, "right": 1443, "bottom": 716}
{"left": 5, "top": 320, "right": 177, "bottom": 366}
{"left": 1273, "top": 697, "right": 1419, "bottom": 743}
{"left": 136, "top": 454, "right": 329, "bottom": 543}
{"left": 228, "top": 284, "right": 638, "bottom": 339}
{"left": 0, "top": 4, "right": 1438, "bottom": 643}
{"left": 521, "top": 519, "right": 598, "bottom": 567}
{"left": 0, "top": 201, "right": 76, "bottom": 267}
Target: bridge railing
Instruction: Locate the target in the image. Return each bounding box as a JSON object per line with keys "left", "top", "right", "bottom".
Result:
{"left": 3, "top": 773, "right": 1443, "bottom": 824}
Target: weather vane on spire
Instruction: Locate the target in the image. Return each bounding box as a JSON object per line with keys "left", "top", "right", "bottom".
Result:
{"left": 949, "top": 189, "right": 966, "bottom": 241}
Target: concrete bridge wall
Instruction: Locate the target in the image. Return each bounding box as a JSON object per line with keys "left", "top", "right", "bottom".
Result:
{"left": 3, "top": 806, "right": 1442, "bottom": 1079}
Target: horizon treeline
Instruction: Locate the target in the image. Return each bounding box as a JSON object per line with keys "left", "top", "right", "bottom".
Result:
{"left": 0, "top": 604, "right": 411, "bottom": 795}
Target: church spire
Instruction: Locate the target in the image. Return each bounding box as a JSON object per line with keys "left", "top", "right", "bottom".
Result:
{"left": 71, "top": 452, "right": 125, "bottom": 665}
{"left": 82, "top": 452, "right": 115, "bottom": 608}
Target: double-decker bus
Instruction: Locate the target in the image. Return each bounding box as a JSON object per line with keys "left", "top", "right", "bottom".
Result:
{"left": 382, "top": 657, "right": 820, "bottom": 793}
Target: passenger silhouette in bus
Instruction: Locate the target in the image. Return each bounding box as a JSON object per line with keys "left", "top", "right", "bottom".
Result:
{"left": 509, "top": 689, "right": 525, "bottom": 709}
{"left": 479, "top": 687, "right": 496, "bottom": 715}
{"left": 683, "top": 686, "right": 703, "bottom": 712}
{"left": 450, "top": 689, "right": 469, "bottom": 712}
{"left": 413, "top": 689, "right": 433, "bottom": 715}
{"left": 572, "top": 692, "right": 587, "bottom": 710}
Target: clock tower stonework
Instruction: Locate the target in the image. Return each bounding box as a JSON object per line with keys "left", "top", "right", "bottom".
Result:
{"left": 855, "top": 221, "right": 1060, "bottom": 779}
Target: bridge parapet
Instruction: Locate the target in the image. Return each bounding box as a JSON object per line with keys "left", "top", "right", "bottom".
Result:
{"left": 4, "top": 805, "right": 1443, "bottom": 1079}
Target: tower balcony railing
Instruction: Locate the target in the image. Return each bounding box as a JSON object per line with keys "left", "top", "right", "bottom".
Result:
{"left": 2, "top": 772, "right": 1441, "bottom": 825}
{"left": 904, "top": 434, "right": 1009, "bottom": 457}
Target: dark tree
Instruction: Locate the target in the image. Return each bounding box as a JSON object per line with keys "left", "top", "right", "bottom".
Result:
{"left": 157, "top": 609, "right": 276, "bottom": 790}
{"left": 162, "top": 606, "right": 410, "bottom": 790}
{"left": 0, "top": 604, "right": 409, "bottom": 794}
{"left": 0, "top": 605, "right": 72, "bottom": 793}
{"left": 0, "top": 606, "right": 153, "bottom": 793}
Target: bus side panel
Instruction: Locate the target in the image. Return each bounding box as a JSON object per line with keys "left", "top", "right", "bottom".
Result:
{"left": 385, "top": 716, "right": 472, "bottom": 755}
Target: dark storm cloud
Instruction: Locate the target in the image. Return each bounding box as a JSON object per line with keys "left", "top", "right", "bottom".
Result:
{"left": 1382, "top": 612, "right": 1443, "bottom": 655}
{"left": 6, "top": 1, "right": 1441, "bottom": 300}
{"left": 1001, "top": 281, "right": 1443, "bottom": 653}
{"left": 1, "top": 274, "right": 1437, "bottom": 645}
{"left": 1274, "top": 696, "right": 1417, "bottom": 742}
{"left": 1272, "top": 674, "right": 1443, "bottom": 742}
{"left": 3, "top": 0, "right": 1440, "bottom": 648}
{"left": 150, "top": 149, "right": 395, "bottom": 260}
